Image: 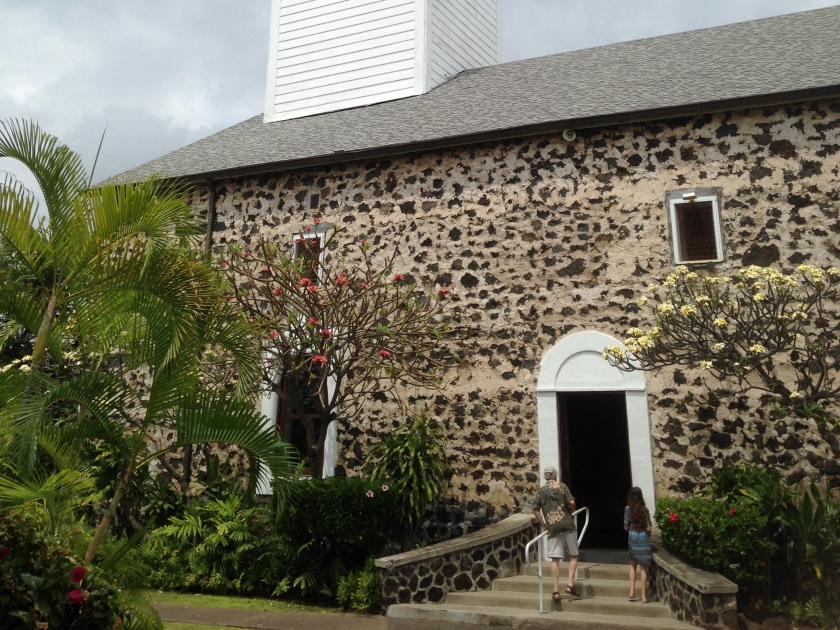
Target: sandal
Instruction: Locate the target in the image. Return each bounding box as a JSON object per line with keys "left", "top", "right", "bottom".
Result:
{"left": 565, "top": 585, "right": 580, "bottom": 597}
{"left": 552, "top": 591, "right": 561, "bottom": 602}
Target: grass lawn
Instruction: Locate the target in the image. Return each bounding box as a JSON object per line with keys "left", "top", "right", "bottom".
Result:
{"left": 150, "top": 590, "right": 340, "bottom": 614}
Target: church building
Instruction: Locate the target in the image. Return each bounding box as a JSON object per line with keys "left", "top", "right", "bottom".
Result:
{"left": 117, "top": 2, "right": 840, "bottom": 547}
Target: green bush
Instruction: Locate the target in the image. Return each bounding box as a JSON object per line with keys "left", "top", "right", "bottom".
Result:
{"left": 336, "top": 558, "right": 381, "bottom": 614}
{"left": 0, "top": 511, "right": 126, "bottom": 630}
{"left": 364, "top": 414, "right": 450, "bottom": 549}
{"left": 138, "top": 477, "right": 397, "bottom": 602}
{"left": 655, "top": 497, "right": 775, "bottom": 586}
{"left": 137, "top": 491, "right": 286, "bottom": 595}
{"left": 284, "top": 477, "right": 399, "bottom": 570}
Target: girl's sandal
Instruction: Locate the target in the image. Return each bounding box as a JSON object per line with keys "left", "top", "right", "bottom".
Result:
{"left": 565, "top": 585, "right": 580, "bottom": 597}
{"left": 552, "top": 591, "right": 561, "bottom": 602}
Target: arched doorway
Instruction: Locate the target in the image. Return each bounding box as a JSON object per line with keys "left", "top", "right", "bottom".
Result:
{"left": 537, "top": 331, "right": 655, "bottom": 549}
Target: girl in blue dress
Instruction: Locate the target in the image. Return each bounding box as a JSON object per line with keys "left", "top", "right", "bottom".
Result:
{"left": 624, "top": 487, "right": 653, "bottom": 603}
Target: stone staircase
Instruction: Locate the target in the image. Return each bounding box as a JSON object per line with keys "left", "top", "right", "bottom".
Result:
{"left": 387, "top": 560, "right": 697, "bottom": 630}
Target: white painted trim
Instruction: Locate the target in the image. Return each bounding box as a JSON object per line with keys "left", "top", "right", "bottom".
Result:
{"left": 668, "top": 194, "right": 723, "bottom": 264}
{"left": 264, "top": 0, "right": 284, "bottom": 122}
{"left": 536, "top": 331, "right": 656, "bottom": 510}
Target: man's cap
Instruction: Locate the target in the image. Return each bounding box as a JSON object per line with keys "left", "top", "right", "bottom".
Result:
{"left": 543, "top": 466, "right": 558, "bottom": 479}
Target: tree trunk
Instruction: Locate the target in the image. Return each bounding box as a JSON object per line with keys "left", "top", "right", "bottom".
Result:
{"left": 30, "top": 290, "right": 59, "bottom": 370}
{"left": 84, "top": 467, "right": 131, "bottom": 565}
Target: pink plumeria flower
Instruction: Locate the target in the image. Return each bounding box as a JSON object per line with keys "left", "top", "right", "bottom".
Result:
{"left": 381, "top": 484, "right": 389, "bottom": 491}
{"left": 366, "top": 490, "right": 374, "bottom": 498}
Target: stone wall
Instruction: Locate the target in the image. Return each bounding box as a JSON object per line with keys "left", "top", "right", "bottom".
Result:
{"left": 200, "top": 97, "right": 840, "bottom": 509}
{"left": 652, "top": 543, "right": 739, "bottom": 630}
{"left": 375, "top": 514, "right": 539, "bottom": 607}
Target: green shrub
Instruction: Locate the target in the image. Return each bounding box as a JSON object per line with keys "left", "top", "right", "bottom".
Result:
{"left": 336, "top": 558, "right": 381, "bottom": 614}
{"left": 137, "top": 491, "right": 286, "bottom": 595}
{"left": 0, "top": 511, "right": 128, "bottom": 630}
{"left": 284, "top": 477, "right": 399, "bottom": 570}
{"left": 364, "top": 414, "right": 450, "bottom": 549}
{"left": 655, "top": 497, "right": 774, "bottom": 586}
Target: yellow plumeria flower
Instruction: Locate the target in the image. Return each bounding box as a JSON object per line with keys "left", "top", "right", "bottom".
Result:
{"left": 714, "top": 318, "right": 727, "bottom": 327}
{"left": 748, "top": 344, "right": 766, "bottom": 354}
{"left": 636, "top": 296, "right": 648, "bottom": 306}
{"left": 789, "top": 391, "right": 802, "bottom": 399}
{"left": 753, "top": 293, "right": 766, "bottom": 302}
{"left": 680, "top": 305, "right": 697, "bottom": 316}
{"left": 698, "top": 360, "right": 713, "bottom": 369}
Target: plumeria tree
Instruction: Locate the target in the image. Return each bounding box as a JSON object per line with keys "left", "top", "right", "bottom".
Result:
{"left": 603, "top": 264, "right": 840, "bottom": 427}
{"left": 223, "top": 225, "right": 454, "bottom": 477}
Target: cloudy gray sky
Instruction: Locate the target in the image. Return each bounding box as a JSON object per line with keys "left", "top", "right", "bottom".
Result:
{"left": 2, "top": 0, "right": 839, "bottom": 201}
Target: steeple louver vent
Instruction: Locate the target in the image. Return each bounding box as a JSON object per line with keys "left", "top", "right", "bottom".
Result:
{"left": 264, "top": 0, "right": 501, "bottom": 123}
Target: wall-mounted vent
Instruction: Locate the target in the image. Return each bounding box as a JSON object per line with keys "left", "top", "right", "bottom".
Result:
{"left": 264, "top": 0, "right": 501, "bottom": 123}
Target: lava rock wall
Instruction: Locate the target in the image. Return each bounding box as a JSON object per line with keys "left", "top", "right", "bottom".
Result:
{"left": 193, "top": 98, "right": 840, "bottom": 509}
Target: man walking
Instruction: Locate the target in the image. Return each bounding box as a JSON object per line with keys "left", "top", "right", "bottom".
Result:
{"left": 533, "top": 467, "right": 580, "bottom": 599}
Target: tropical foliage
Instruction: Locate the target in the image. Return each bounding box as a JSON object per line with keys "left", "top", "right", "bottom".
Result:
{"left": 223, "top": 230, "right": 454, "bottom": 476}
{"left": 364, "top": 413, "right": 450, "bottom": 548}
{"left": 0, "top": 119, "right": 297, "bottom": 571}
{"left": 691, "top": 463, "right": 840, "bottom": 626}
{"left": 138, "top": 477, "right": 397, "bottom": 600}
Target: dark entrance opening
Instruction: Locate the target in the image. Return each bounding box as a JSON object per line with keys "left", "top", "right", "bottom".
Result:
{"left": 557, "top": 392, "right": 632, "bottom": 550}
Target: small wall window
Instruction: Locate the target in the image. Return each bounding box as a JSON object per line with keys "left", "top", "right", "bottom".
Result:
{"left": 667, "top": 191, "right": 723, "bottom": 264}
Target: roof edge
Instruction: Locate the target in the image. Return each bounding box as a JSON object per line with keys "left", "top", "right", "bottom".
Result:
{"left": 164, "top": 84, "right": 840, "bottom": 184}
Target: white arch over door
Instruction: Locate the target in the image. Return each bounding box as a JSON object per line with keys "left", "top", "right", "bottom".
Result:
{"left": 536, "top": 331, "right": 656, "bottom": 508}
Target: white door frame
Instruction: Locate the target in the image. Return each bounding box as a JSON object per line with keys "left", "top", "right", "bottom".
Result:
{"left": 536, "top": 331, "right": 656, "bottom": 509}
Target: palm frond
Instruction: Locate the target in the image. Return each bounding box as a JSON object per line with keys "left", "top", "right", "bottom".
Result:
{"left": 0, "top": 119, "right": 88, "bottom": 231}
{"left": 141, "top": 390, "right": 298, "bottom": 484}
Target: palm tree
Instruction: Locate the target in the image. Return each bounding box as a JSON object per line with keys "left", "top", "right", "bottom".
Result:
{"left": 0, "top": 119, "right": 295, "bottom": 564}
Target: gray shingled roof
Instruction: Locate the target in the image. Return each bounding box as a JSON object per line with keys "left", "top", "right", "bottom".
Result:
{"left": 116, "top": 6, "right": 840, "bottom": 183}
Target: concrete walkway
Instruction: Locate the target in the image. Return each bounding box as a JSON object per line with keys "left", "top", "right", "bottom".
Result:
{"left": 154, "top": 603, "right": 388, "bottom": 630}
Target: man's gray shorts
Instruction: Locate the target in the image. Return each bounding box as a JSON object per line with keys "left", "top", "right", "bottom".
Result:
{"left": 547, "top": 531, "right": 579, "bottom": 559}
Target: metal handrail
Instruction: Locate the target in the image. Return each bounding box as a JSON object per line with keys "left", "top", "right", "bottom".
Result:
{"left": 524, "top": 507, "right": 590, "bottom": 614}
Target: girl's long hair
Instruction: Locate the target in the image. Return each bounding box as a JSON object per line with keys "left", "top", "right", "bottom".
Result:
{"left": 627, "top": 487, "right": 648, "bottom": 531}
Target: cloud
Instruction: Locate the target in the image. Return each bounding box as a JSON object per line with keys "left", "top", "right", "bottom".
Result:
{"left": 1, "top": 0, "right": 838, "bottom": 199}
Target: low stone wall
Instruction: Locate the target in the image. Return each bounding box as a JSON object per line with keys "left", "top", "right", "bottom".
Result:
{"left": 375, "top": 513, "right": 539, "bottom": 607}
{"left": 651, "top": 537, "right": 739, "bottom": 630}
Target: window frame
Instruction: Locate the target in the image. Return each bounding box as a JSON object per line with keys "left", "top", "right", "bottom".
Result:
{"left": 666, "top": 191, "right": 724, "bottom": 265}
{"left": 292, "top": 224, "right": 330, "bottom": 285}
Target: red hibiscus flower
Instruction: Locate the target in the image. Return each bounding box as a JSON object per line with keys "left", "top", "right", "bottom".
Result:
{"left": 729, "top": 508, "right": 738, "bottom": 516}
{"left": 320, "top": 329, "right": 332, "bottom": 337}
{"left": 307, "top": 285, "right": 318, "bottom": 293}
{"left": 71, "top": 567, "right": 87, "bottom": 584}
{"left": 0, "top": 547, "right": 9, "bottom": 560}
{"left": 393, "top": 274, "right": 404, "bottom": 282}
{"left": 669, "top": 512, "right": 679, "bottom": 523}
{"left": 304, "top": 226, "right": 312, "bottom": 232}
{"left": 299, "top": 278, "right": 312, "bottom": 287}
{"left": 68, "top": 588, "right": 84, "bottom": 605}
{"left": 307, "top": 317, "right": 319, "bottom": 325}
{"left": 269, "top": 331, "right": 279, "bottom": 340}
{"left": 378, "top": 349, "right": 392, "bottom": 359}
{"left": 438, "top": 287, "right": 450, "bottom": 296}
{"left": 311, "top": 355, "right": 327, "bottom": 365}
{"left": 313, "top": 217, "right": 322, "bottom": 224}
{"left": 336, "top": 275, "right": 349, "bottom": 285}
{"left": 272, "top": 286, "right": 282, "bottom": 295}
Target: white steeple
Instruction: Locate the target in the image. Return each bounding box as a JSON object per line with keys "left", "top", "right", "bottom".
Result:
{"left": 264, "top": 0, "right": 501, "bottom": 123}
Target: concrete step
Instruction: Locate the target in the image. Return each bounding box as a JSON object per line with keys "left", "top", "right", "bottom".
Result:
{"left": 444, "top": 591, "right": 669, "bottom": 618}
{"left": 494, "top": 575, "right": 639, "bottom": 598}
{"left": 387, "top": 603, "right": 695, "bottom": 630}
{"left": 523, "top": 561, "right": 635, "bottom": 581}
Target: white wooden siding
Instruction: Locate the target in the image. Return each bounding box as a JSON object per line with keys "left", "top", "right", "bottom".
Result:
{"left": 264, "top": 0, "right": 500, "bottom": 122}
{"left": 427, "top": 0, "right": 500, "bottom": 88}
